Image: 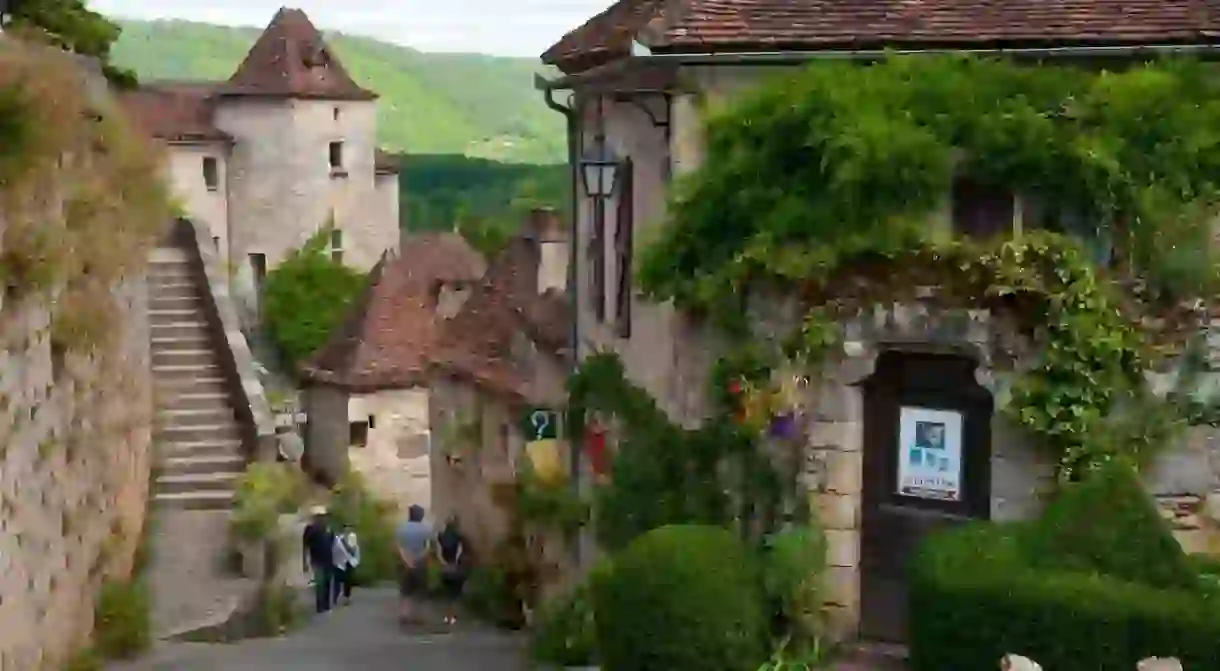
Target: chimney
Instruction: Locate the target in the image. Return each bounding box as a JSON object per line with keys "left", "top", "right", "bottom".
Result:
{"left": 525, "top": 207, "right": 567, "bottom": 294}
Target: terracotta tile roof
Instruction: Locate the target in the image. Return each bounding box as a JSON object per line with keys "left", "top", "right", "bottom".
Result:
{"left": 542, "top": 0, "right": 1220, "bottom": 73}
{"left": 300, "top": 233, "right": 486, "bottom": 390}
{"left": 119, "top": 82, "right": 231, "bottom": 143}
{"left": 432, "top": 236, "right": 572, "bottom": 400}
{"left": 219, "top": 7, "right": 377, "bottom": 100}
{"left": 375, "top": 148, "right": 401, "bottom": 175}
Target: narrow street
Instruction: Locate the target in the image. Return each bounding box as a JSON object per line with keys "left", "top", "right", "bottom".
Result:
{"left": 110, "top": 589, "right": 527, "bottom": 671}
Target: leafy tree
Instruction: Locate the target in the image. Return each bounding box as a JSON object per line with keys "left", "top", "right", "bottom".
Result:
{"left": 262, "top": 229, "right": 366, "bottom": 369}
{"left": 7, "top": 0, "right": 138, "bottom": 87}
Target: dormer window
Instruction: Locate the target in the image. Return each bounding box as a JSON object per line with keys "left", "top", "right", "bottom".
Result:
{"left": 303, "top": 44, "right": 331, "bottom": 68}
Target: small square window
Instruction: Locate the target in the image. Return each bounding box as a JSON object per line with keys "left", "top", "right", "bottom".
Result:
{"left": 202, "top": 157, "right": 219, "bottom": 191}
{"left": 328, "top": 141, "right": 343, "bottom": 170}
{"left": 367, "top": 414, "right": 376, "bottom": 430}
{"left": 249, "top": 253, "right": 267, "bottom": 289}
{"left": 349, "top": 421, "right": 369, "bottom": 447}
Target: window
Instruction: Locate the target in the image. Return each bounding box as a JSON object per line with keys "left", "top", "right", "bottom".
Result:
{"left": 212, "top": 236, "right": 220, "bottom": 250}
{"left": 1023, "top": 194, "right": 1113, "bottom": 266}
{"left": 951, "top": 176, "right": 1014, "bottom": 239}
{"left": 333, "top": 106, "right": 340, "bottom": 121}
{"left": 614, "top": 158, "right": 635, "bottom": 338}
{"left": 328, "top": 141, "right": 344, "bottom": 173}
{"left": 249, "top": 253, "right": 267, "bottom": 294}
{"left": 349, "top": 421, "right": 369, "bottom": 447}
{"left": 588, "top": 197, "right": 606, "bottom": 322}
{"left": 202, "top": 156, "right": 219, "bottom": 191}
{"left": 330, "top": 228, "right": 344, "bottom": 264}
{"left": 367, "top": 414, "right": 376, "bottom": 430}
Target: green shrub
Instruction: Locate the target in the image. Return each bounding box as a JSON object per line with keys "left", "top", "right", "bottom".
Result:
{"left": 762, "top": 524, "right": 827, "bottom": 647}
{"left": 463, "top": 564, "right": 523, "bottom": 628}
{"left": 593, "top": 524, "right": 766, "bottom": 671}
{"left": 250, "top": 581, "right": 299, "bottom": 636}
{"left": 61, "top": 648, "right": 102, "bottom": 671}
{"left": 909, "top": 523, "right": 1220, "bottom": 671}
{"left": 92, "top": 579, "right": 150, "bottom": 659}
{"left": 529, "top": 579, "right": 598, "bottom": 667}
{"left": 230, "top": 462, "right": 309, "bottom": 542}
{"left": 1022, "top": 459, "right": 1196, "bottom": 589}
{"left": 327, "top": 471, "right": 399, "bottom": 585}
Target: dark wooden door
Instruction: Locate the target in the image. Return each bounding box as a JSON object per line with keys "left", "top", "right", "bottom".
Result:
{"left": 859, "top": 351, "right": 993, "bottom": 642}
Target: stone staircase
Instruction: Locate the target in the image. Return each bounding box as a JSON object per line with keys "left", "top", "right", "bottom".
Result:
{"left": 149, "top": 246, "right": 247, "bottom": 510}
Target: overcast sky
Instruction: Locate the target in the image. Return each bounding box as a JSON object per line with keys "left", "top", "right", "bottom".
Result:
{"left": 90, "top": 0, "right": 607, "bottom": 57}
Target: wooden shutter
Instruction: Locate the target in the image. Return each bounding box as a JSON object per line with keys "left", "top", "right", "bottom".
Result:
{"left": 951, "top": 176, "right": 1013, "bottom": 239}
{"left": 614, "top": 159, "right": 634, "bottom": 338}
{"left": 588, "top": 193, "right": 606, "bottom": 322}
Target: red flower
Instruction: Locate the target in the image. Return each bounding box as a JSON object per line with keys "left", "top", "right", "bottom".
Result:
{"left": 728, "top": 379, "right": 743, "bottom": 395}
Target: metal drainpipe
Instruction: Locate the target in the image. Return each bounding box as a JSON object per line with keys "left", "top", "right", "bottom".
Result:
{"left": 540, "top": 83, "right": 585, "bottom": 564}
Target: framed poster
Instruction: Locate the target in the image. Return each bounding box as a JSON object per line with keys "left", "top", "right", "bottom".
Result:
{"left": 896, "top": 406, "right": 964, "bottom": 501}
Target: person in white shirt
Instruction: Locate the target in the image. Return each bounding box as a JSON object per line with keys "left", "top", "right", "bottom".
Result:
{"left": 332, "top": 524, "right": 360, "bottom": 605}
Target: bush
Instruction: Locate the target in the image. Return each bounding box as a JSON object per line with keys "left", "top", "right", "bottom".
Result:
{"left": 327, "top": 471, "right": 399, "bottom": 585}
{"left": 529, "top": 578, "right": 598, "bottom": 667}
{"left": 909, "top": 522, "right": 1220, "bottom": 671}
{"left": 1022, "top": 458, "right": 1196, "bottom": 589}
{"left": 761, "top": 525, "right": 827, "bottom": 647}
{"left": 463, "top": 564, "right": 524, "bottom": 628}
{"left": 593, "top": 525, "right": 766, "bottom": 671}
{"left": 92, "top": 579, "right": 150, "bottom": 659}
{"left": 262, "top": 227, "right": 367, "bottom": 367}
{"left": 230, "top": 462, "right": 309, "bottom": 542}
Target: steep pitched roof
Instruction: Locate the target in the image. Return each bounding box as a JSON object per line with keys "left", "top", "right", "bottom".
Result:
{"left": 431, "top": 236, "right": 572, "bottom": 400}
{"left": 300, "top": 233, "right": 485, "bottom": 390}
{"left": 542, "top": 0, "right": 1220, "bottom": 73}
{"left": 220, "top": 7, "right": 377, "bottom": 100}
{"left": 119, "top": 82, "right": 231, "bottom": 143}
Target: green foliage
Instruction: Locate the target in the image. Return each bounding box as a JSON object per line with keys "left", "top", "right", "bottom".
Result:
{"left": 262, "top": 228, "right": 366, "bottom": 368}
{"left": 908, "top": 523, "right": 1220, "bottom": 671}
{"left": 327, "top": 471, "right": 400, "bottom": 585}
{"left": 110, "top": 20, "right": 565, "bottom": 162}
{"left": 528, "top": 579, "right": 599, "bottom": 667}
{"left": 1023, "top": 458, "right": 1197, "bottom": 589}
{"left": 593, "top": 525, "right": 767, "bottom": 671}
{"left": 569, "top": 352, "right": 799, "bottom": 553}
{"left": 249, "top": 581, "right": 299, "bottom": 636}
{"left": 92, "top": 579, "right": 150, "bottom": 660}
{"left": 462, "top": 564, "right": 523, "bottom": 629}
{"left": 514, "top": 471, "right": 590, "bottom": 537}
{"left": 761, "top": 525, "right": 828, "bottom": 648}
{"left": 401, "top": 154, "right": 567, "bottom": 233}
{"left": 638, "top": 56, "right": 1220, "bottom": 478}
{"left": 9, "top": 0, "right": 137, "bottom": 86}
{"left": 230, "top": 462, "right": 309, "bottom": 542}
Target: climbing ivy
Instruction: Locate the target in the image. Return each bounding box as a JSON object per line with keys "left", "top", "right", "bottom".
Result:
{"left": 628, "top": 55, "right": 1220, "bottom": 479}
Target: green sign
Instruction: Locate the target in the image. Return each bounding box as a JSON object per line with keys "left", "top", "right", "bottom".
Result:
{"left": 521, "top": 409, "right": 559, "bottom": 440}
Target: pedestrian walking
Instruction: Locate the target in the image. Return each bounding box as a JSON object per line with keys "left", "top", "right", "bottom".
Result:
{"left": 435, "top": 515, "right": 468, "bottom": 626}
{"left": 302, "top": 505, "right": 337, "bottom": 613}
{"left": 395, "top": 504, "right": 432, "bottom": 626}
{"left": 332, "top": 524, "right": 360, "bottom": 605}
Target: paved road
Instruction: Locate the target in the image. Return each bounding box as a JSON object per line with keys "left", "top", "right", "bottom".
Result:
{"left": 111, "top": 588, "right": 527, "bottom": 671}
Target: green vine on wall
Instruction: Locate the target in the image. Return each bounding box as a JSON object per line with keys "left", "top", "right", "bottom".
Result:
{"left": 629, "top": 55, "right": 1220, "bottom": 480}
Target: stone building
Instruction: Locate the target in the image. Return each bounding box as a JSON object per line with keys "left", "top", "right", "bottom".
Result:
{"left": 427, "top": 208, "right": 572, "bottom": 554}
{"left": 538, "top": 0, "right": 1220, "bottom": 643}
{"left": 121, "top": 7, "right": 401, "bottom": 319}
{"left": 299, "top": 233, "right": 485, "bottom": 509}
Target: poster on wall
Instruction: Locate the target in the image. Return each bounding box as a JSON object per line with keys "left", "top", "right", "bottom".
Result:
{"left": 896, "top": 406, "right": 964, "bottom": 501}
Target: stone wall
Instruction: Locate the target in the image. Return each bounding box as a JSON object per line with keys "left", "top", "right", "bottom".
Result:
{"left": 348, "top": 388, "right": 432, "bottom": 512}
{"left": 0, "top": 278, "right": 153, "bottom": 670}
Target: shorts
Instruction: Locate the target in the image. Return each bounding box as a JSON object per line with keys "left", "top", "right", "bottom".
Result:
{"left": 398, "top": 564, "right": 426, "bottom": 597}
{"left": 441, "top": 568, "right": 466, "bottom": 598}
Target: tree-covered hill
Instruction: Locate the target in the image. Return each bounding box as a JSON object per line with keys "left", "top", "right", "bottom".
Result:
{"left": 109, "top": 19, "right": 565, "bottom": 164}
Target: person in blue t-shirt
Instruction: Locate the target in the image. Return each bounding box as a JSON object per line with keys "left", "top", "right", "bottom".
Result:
{"left": 395, "top": 504, "right": 432, "bottom": 625}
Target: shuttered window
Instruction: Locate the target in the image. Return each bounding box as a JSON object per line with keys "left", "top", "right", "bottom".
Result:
{"left": 588, "top": 191, "right": 606, "bottom": 322}
{"left": 614, "top": 159, "right": 634, "bottom": 338}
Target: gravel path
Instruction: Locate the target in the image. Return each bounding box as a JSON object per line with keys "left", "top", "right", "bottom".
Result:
{"left": 110, "top": 588, "right": 526, "bottom": 671}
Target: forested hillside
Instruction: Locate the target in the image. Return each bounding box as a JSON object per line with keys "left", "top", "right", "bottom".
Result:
{"left": 110, "top": 19, "right": 565, "bottom": 163}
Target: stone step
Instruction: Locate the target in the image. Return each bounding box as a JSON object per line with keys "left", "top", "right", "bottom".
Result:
{"left": 155, "top": 377, "right": 229, "bottom": 399}
{"left": 152, "top": 349, "right": 218, "bottom": 368}
{"left": 149, "top": 308, "right": 204, "bottom": 323}
{"left": 149, "top": 266, "right": 196, "bottom": 283}
{"left": 156, "top": 423, "right": 241, "bottom": 444}
{"left": 158, "top": 439, "right": 244, "bottom": 459}
{"left": 150, "top": 323, "right": 211, "bottom": 341}
{"left": 149, "top": 295, "right": 204, "bottom": 312}
{"left": 152, "top": 363, "right": 223, "bottom": 381}
{"left": 151, "top": 247, "right": 191, "bottom": 263}
{"left": 153, "top": 490, "right": 236, "bottom": 510}
{"left": 161, "top": 454, "right": 247, "bottom": 477}
{"left": 151, "top": 334, "right": 212, "bottom": 352}
{"left": 150, "top": 281, "right": 200, "bottom": 300}
{"left": 158, "top": 407, "right": 236, "bottom": 427}
{"left": 155, "top": 472, "right": 240, "bottom": 495}
{"left": 160, "top": 391, "right": 231, "bottom": 412}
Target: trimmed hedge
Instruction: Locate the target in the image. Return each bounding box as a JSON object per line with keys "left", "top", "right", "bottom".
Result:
{"left": 593, "top": 525, "right": 766, "bottom": 671}
{"left": 909, "top": 523, "right": 1220, "bottom": 671}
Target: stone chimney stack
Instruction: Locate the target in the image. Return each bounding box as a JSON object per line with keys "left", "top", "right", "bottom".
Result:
{"left": 526, "top": 207, "right": 567, "bottom": 294}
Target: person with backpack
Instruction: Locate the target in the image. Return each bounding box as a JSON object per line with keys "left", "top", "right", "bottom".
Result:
{"left": 332, "top": 524, "right": 360, "bottom": 605}
{"left": 302, "top": 505, "right": 337, "bottom": 613}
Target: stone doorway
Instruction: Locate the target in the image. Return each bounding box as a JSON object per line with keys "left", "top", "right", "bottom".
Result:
{"left": 858, "top": 350, "right": 993, "bottom": 642}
